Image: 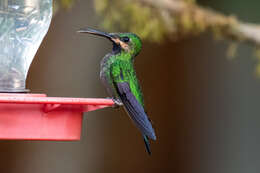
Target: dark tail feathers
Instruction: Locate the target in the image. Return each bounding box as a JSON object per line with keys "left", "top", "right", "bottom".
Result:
{"left": 143, "top": 135, "right": 151, "bottom": 155}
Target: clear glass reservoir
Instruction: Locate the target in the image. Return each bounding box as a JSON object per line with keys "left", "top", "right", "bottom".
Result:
{"left": 0, "top": 0, "right": 52, "bottom": 92}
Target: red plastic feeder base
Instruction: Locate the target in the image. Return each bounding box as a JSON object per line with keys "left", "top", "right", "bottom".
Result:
{"left": 0, "top": 94, "right": 114, "bottom": 141}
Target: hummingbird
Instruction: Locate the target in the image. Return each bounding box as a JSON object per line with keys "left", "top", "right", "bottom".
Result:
{"left": 78, "top": 28, "right": 156, "bottom": 155}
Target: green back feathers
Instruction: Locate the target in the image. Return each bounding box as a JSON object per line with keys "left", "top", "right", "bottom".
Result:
{"left": 110, "top": 58, "right": 144, "bottom": 107}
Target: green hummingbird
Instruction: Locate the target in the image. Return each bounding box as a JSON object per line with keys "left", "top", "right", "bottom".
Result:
{"left": 78, "top": 28, "right": 156, "bottom": 154}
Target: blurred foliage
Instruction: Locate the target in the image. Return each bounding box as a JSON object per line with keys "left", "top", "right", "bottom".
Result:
{"left": 254, "top": 48, "right": 260, "bottom": 76}
{"left": 94, "top": 0, "right": 169, "bottom": 42}
{"left": 54, "top": 0, "right": 75, "bottom": 14}
{"left": 93, "top": 0, "right": 236, "bottom": 42}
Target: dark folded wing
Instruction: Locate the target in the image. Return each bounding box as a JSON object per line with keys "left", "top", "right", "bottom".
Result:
{"left": 115, "top": 82, "right": 156, "bottom": 140}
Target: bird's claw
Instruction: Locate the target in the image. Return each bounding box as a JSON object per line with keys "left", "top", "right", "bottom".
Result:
{"left": 108, "top": 98, "right": 123, "bottom": 108}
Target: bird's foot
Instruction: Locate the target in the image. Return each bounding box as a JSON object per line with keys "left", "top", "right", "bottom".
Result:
{"left": 107, "top": 97, "right": 123, "bottom": 108}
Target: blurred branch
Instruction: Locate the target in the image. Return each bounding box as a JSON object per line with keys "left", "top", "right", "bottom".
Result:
{"left": 139, "top": 0, "right": 260, "bottom": 46}
{"left": 95, "top": 0, "right": 260, "bottom": 45}
{"left": 237, "top": 23, "right": 260, "bottom": 45}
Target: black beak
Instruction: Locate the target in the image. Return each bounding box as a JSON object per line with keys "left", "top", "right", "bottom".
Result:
{"left": 77, "top": 28, "right": 114, "bottom": 41}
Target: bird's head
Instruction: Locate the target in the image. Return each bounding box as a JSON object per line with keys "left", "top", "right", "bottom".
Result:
{"left": 78, "top": 28, "right": 142, "bottom": 57}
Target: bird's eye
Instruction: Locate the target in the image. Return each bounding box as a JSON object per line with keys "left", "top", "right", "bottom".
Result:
{"left": 122, "top": 37, "right": 130, "bottom": 43}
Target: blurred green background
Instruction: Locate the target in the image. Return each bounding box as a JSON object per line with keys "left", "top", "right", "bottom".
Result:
{"left": 1, "top": 0, "right": 260, "bottom": 173}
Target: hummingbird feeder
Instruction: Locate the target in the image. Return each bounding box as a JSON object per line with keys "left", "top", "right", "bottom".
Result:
{"left": 0, "top": 0, "right": 114, "bottom": 140}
